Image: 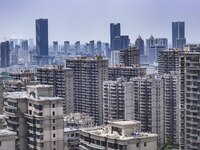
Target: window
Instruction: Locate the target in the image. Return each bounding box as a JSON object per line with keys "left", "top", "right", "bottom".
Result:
{"left": 29, "top": 103, "right": 32, "bottom": 106}
{"left": 52, "top": 111, "right": 55, "bottom": 116}
{"left": 53, "top": 126, "right": 55, "bottom": 130}
{"left": 52, "top": 104, "right": 55, "bottom": 108}
{"left": 0, "top": 141, "right": 1, "bottom": 146}
{"left": 53, "top": 119, "right": 55, "bottom": 123}
{"left": 53, "top": 134, "right": 56, "bottom": 138}
{"left": 144, "top": 142, "right": 147, "bottom": 147}
{"left": 53, "top": 141, "right": 56, "bottom": 145}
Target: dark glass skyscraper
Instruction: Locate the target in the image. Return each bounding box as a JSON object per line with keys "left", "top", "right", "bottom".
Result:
{"left": 0, "top": 41, "right": 10, "bottom": 67}
{"left": 36, "top": 19, "right": 49, "bottom": 56}
{"left": 135, "top": 35, "right": 144, "bottom": 55}
{"left": 110, "top": 23, "right": 121, "bottom": 51}
{"left": 172, "top": 22, "right": 186, "bottom": 49}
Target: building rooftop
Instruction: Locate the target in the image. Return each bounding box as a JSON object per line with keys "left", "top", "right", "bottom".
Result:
{"left": 0, "top": 129, "right": 16, "bottom": 137}
{"left": 27, "top": 84, "right": 53, "bottom": 89}
{"left": 108, "top": 120, "right": 141, "bottom": 127}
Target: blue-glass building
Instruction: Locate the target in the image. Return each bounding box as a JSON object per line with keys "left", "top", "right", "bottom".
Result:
{"left": 36, "top": 19, "right": 49, "bottom": 56}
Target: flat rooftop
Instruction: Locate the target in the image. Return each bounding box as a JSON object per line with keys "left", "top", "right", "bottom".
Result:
{"left": 0, "top": 129, "right": 16, "bottom": 137}
{"left": 108, "top": 120, "right": 141, "bottom": 126}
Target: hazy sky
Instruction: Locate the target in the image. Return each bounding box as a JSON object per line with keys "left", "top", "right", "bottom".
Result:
{"left": 0, "top": 0, "right": 200, "bottom": 45}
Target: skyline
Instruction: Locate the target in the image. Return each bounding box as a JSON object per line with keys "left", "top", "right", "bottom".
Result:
{"left": 0, "top": 0, "right": 200, "bottom": 44}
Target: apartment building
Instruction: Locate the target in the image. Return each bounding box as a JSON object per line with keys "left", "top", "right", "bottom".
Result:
{"left": 79, "top": 120, "right": 157, "bottom": 150}
{"left": 4, "top": 85, "right": 64, "bottom": 150}
{"left": 158, "top": 48, "right": 180, "bottom": 74}
{"left": 66, "top": 56, "right": 108, "bottom": 125}
{"left": 108, "top": 65, "right": 146, "bottom": 81}
{"left": 36, "top": 65, "right": 74, "bottom": 114}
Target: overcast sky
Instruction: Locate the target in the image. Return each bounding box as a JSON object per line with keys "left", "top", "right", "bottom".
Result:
{"left": 0, "top": 0, "right": 200, "bottom": 45}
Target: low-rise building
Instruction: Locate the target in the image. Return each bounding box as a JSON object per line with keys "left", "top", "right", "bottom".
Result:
{"left": 79, "top": 120, "right": 157, "bottom": 150}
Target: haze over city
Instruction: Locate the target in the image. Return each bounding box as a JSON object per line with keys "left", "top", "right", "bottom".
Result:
{"left": 1, "top": 0, "right": 200, "bottom": 44}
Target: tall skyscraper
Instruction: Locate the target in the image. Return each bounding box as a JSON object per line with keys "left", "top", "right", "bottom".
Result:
{"left": 21, "top": 40, "right": 28, "bottom": 51}
{"left": 53, "top": 41, "right": 58, "bottom": 55}
{"left": 110, "top": 23, "right": 121, "bottom": 51}
{"left": 0, "top": 41, "right": 10, "bottom": 67}
{"left": 66, "top": 56, "right": 108, "bottom": 124}
{"left": 135, "top": 35, "right": 145, "bottom": 55}
{"left": 36, "top": 19, "right": 49, "bottom": 56}
{"left": 172, "top": 22, "right": 186, "bottom": 49}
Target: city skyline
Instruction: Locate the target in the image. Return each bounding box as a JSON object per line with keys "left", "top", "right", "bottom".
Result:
{"left": 0, "top": 0, "right": 200, "bottom": 44}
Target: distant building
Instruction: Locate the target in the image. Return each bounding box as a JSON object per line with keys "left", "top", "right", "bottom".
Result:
{"left": 110, "top": 50, "right": 120, "bottom": 66}
{"left": 120, "top": 46, "right": 140, "bottom": 66}
{"left": 36, "top": 19, "right": 49, "bottom": 56}
{"left": 75, "top": 41, "right": 80, "bottom": 55}
{"left": 135, "top": 35, "right": 145, "bottom": 55}
{"left": 0, "top": 41, "right": 10, "bottom": 67}
{"left": 108, "top": 65, "right": 146, "bottom": 81}
{"left": 110, "top": 23, "right": 121, "bottom": 51}
{"left": 96, "top": 41, "right": 102, "bottom": 54}
{"left": 146, "top": 36, "right": 168, "bottom": 64}
{"left": 66, "top": 56, "right": 108, "bottom": 125}
{"left": 0, "top": 129, "right": 16, "bottom": 150}
{"left": 53, "top": 41, "right": 58, "bottom": 55}
{"left": 158, "top": 48, "right": 180, "bottom": 74}
{"left": 21, "top": 40, "right": 28, "bottom": 51}
{"left": 89, "top": 40, "right": 95, "bottom": 55}
{"left": 172, "top": 22, "right": 186, "bottom": 49}
{"left": 64, "top": 41, "right": 70, "bottom": 55}
{"left": 79, "top": 120, "right": 158, "bottom": 150}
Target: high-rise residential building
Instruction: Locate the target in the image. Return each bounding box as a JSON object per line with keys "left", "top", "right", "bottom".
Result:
{"left": 64, "top": 41, "right": 70, "bottom": 55}
{"left": 0, "top": 41, "right": 10, "bottom": 67}
{"left": 89, "top": 40, "right": 95, "bottom": 55}
{"left": 108, "top": 65, "right": 146, "bottom": 81}
{"left": 172, "top": 22, "right": 186, "bottom": 50}
{"left": 66, "top": 56, "right": 108, "bottom": 125}
{"left": 110, "top": 50, "right": 120, "bottom": 66}
{"left": 162, "top": 72, "right": 180, "bottom": 147}
{"left": 103, "top": 78, "right": 134, "bottom": 123}
{"left": 135, "top": 35, "right": 145, "bottom": 55}
{"left": 79, "top": 120, "right": 158, "bottom": 150}
{"left": 36, "top": 65, "right": 74, "bottom": 114}
{"left": 179, "top": 46, "right": 200, "bottom": 150}
{"left": 36, "top": 19, "right": 49, "bottom": 56}
{"left": 5, "top": 69, "right": 35, "bottom": 92}
{"left": 4, "top": 85, "right": 64, "bottom": 150}
{"left": 104, "top": 42, "right": 110, "bottom": 57}
{"left": 120, "top": 46, "right": 140, "bottom": 66}
{"left": 158, "top": 48, "right": 180, "bottom": 74}
{"left": 130, "top": 75, "right": 165, "bottom": 148}
{"left": 96, "top": 40, "right": 102, "bottom": 54}
{"left": 53, "top": 41, "right": 58, "bottom": 55}
{"left": 75, "top": 41, "right": 80, "bottom": 55}
{"left": 146, "top": 36, "right": 168, "bottom": 64}
{"left": 110, "top": 23, "right": 121, "bottom": 51}
{"left": 29, "top": 38, "right": 34, "bottom": 49}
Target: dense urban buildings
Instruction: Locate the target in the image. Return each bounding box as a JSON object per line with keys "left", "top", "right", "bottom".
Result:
{"left": 79, "top": 120, "right": 158, "bottom": 150}
{"left": 172, "top": 21, "right": 186, "bottom": 50}
{"left": 158, "top": 48, "right": 180, "bottom": 74}
{"left": 66, "top": 56, "right": 108, "bottom": 124}
{"left": 0, "top": 41, "right": 10, "bottom": 67}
